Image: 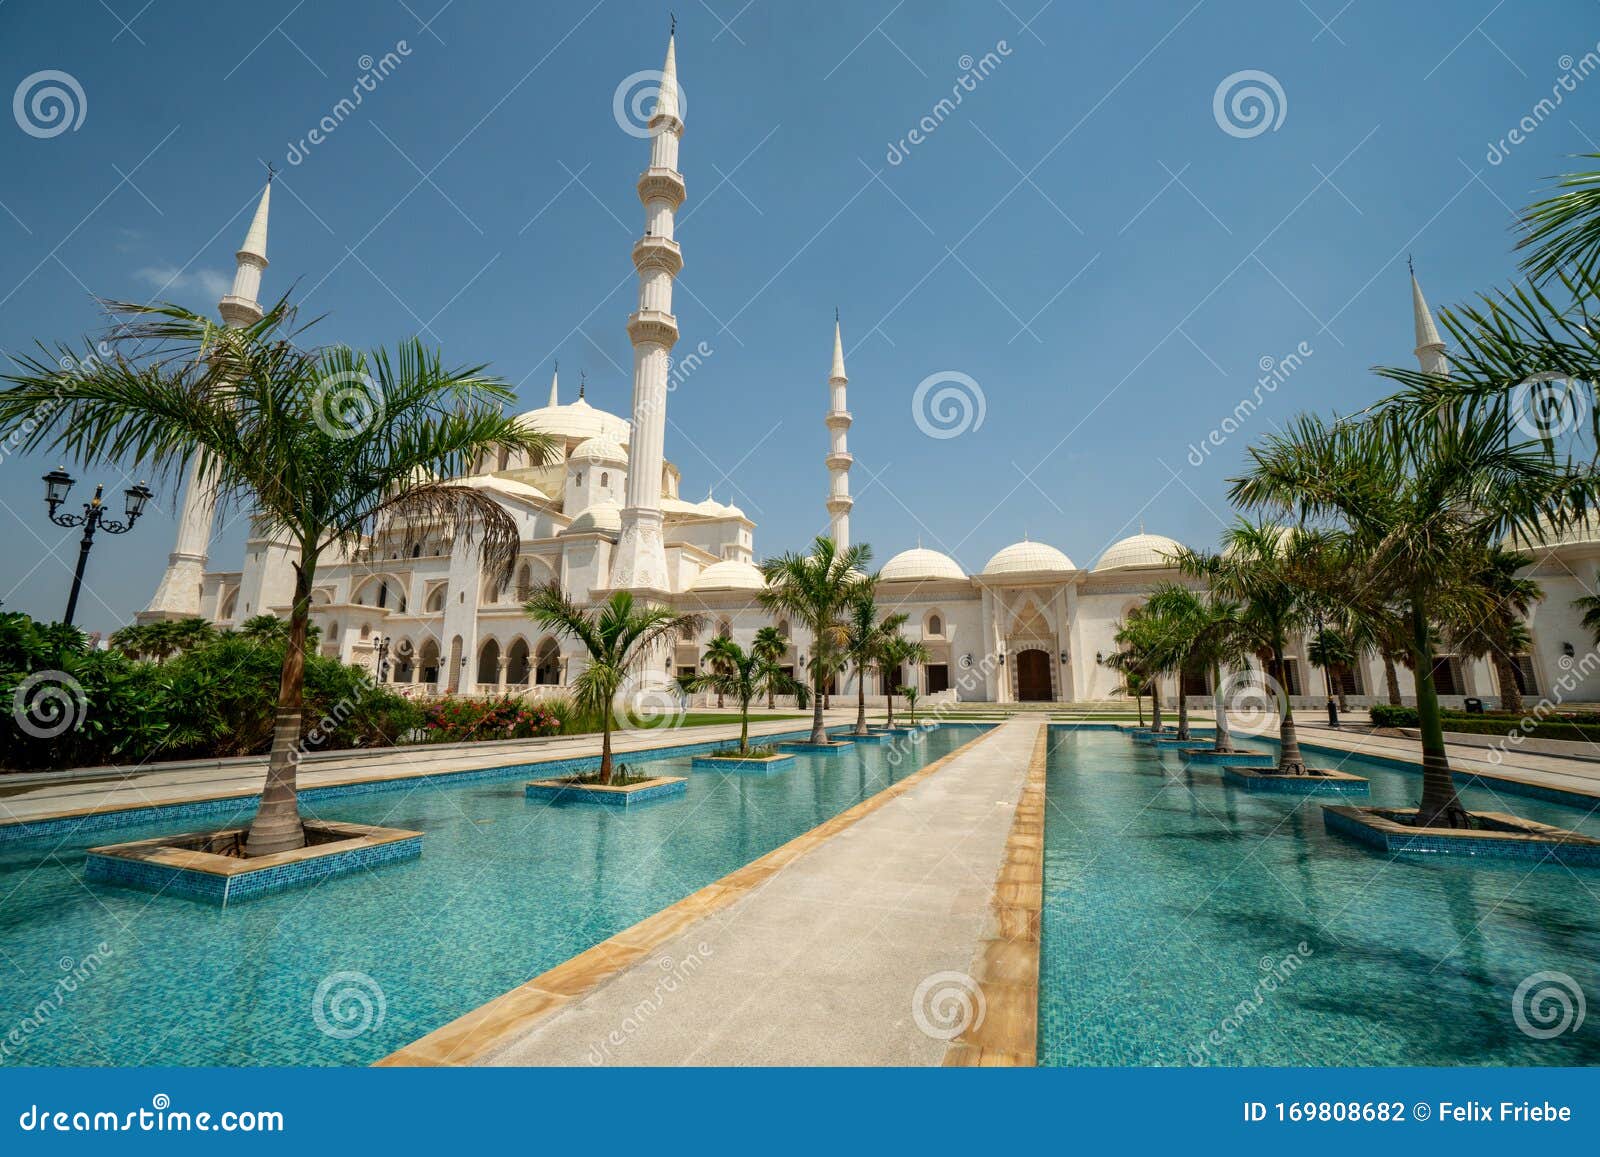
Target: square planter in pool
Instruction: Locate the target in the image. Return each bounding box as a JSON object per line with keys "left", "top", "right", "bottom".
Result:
{"left": 778, "top": 740, "right": 856, "bottom": 754}
{"left": 84, "top": 820, "right": 423, "bottom": 906}
{"left": 525, "top": 775, "right": 687, "bottom": 807}
{"left": 1154, "top": 734, "right": 1213, "bottom": 747}
{"left": 1322, "top": 806, "right": 1600, "bottom": 865}
{"left": 1223, "top": 765, "right": 1369, "bottom": 795}
{"left": 690, "top": 752, "right": 796, "bottom": 773}
{"left": 1180, "top": 748, "right": 1275, "bottom": 766}
{"left": 843, "top": 731, "right": 892, "bottom": 743}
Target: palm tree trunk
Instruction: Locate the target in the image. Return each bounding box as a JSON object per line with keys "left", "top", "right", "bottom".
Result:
{"left": 809, "top": 662, "right": 827, "bottom": 745}
{"left": 1273, "top": 642, "right": 1306, "bottom": 775}
{"left": 853, "top": 665, "right": 869, "bottom": 735}
{"left": 1150, "top": 678, "right": 1163, "bottom": 734}
{"left": 1412, "top": 596, "right": 1468, "bottom": 828}
{"left": 884, "top": 677, "right": 896, "bottom": 728}
{"left": 599, "top": 717, "right": 614, "bottom": 784}
{"left": 1494, "top": 654, "right": 1525, "bottom": 715}
{"left": 1211, "top": 663, "right": 1233, "bottom": 753}
{"left": 244, "top": 561, "right": 312, "bottom": 856}
{"left": 1175, "top": 680, "right": 1190, "bottom": 741}
{"left": 739, "top": 697, "right": 750, "bottom": 755}
{"left": 1383, "top": 653, "right": 1402, "bottom": 705}
{"left": 1136, "top": 690, "right": 1144, "bottom": 727}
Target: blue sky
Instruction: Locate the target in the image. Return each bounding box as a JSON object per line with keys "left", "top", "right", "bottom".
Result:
{"left": 0, "top": 0, "right": 1593, "bottom": 633}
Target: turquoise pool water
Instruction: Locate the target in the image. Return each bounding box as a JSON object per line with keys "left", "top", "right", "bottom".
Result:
{"left": 1039, "top": 730, "right": 1600, "bottom": 1066}
{"left": 0, "top": 725, "right": 978, "bottom": 1067}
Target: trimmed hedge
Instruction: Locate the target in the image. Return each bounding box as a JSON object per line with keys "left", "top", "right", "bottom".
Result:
{"left": 1368, "top": 701, "right": 1600, "bottom": 743}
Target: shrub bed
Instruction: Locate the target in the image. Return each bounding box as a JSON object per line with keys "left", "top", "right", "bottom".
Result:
{"left": 1368, "top": 701, "right": 1600, "bottom": 743}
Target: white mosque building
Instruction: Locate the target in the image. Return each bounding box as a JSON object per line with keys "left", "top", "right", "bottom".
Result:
{"left": 137, "top": 31, "right": 1600, "bottom": 710}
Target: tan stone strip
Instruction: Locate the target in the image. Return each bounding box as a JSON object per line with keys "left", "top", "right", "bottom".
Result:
{"left": 377, "top": 723, "right": 1010, "bottom": 1067}
{"left": 942, "top": 721, "right": 1047, "bottom": 1067}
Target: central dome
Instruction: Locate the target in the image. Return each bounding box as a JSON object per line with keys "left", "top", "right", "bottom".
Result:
{"left": 982, "top": 540, "right": 1075, "bottom": 576}
{"left": 516, "top": 396, "right": 631, "bottom": 445}
{"left": 880, "top": 547, "right": 966, "bottom": 582}
{"left": 691, "top": 559, "right": 766, "bottom": 591}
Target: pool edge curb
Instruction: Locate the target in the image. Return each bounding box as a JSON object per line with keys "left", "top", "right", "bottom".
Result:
{"left": 942, "top": 721, "right": 1046, "bottom": 1067}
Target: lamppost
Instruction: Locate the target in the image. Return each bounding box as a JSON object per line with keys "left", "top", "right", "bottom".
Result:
{"left": 374, "top": 635, "right": 391, "bottom": 682}
{"left": 42, "top": 468, "right": 154, "bottom": 628}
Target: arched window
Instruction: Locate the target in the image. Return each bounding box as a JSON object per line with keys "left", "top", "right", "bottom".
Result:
{"left": 477, "top": 638, "right": 501, "bottom": 685}
{"left": 411, "top": 543, "right": 421, "bottom": 558}
{"left": 418, "top": 639, "right": 441, "bottom": 683}
{"left": 426, "top": 584, "right": 448, "bottom": 614}
{"left": 928, "top": 614, "right": 943, "bottom": 636}
{"left": 535, "top": 638, "right": 562, "bottom": 685}
{"left": 778, "top": 620, "right": 790, "bottom": 639}
{"left": 377, "top": 581, "right": 388, "bottom": 609}
{"left": 575, "top": 472, "right": 584, "bottom": 487}
{"left": 717, "top": 619, "right": 732, "bottom": 639}
{"left": 600, "top": 471, "right": 610, "bottom": 487}
{"left": 506, "top": 638, "right": 532, "bottom": 685}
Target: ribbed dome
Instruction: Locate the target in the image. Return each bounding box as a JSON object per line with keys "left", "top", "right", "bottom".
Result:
{"left": 569, "top": 435, "right": 627, "bottom": 464}
{"left": 1093, "top": 532, "right": 1184, "bottom": 572}
{"left": 982, "top": 540, "right": 1076, "bottom": 576}
{"left": 880, "top": 547, "right": 966, "bottom": 582}
{"left": 1513, "top": 513, "right": 1600, "bottom": 551}
{"left": 561, "top": 501, "right": 622, "bottom": 536}
{"left": 691, "top": 559, "right": 766, "bottom": 591}
{"left": 517, "top": 396, "right": 631, "bottom": 445}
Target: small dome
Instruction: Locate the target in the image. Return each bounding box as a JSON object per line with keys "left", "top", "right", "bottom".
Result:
{"left": 982, "top": 540, "right": 1076, "bottom": 576}
{"left": 1513, "top": 513, "right": 1600, "bottom": 552}
{"left": 691, "top": 559, "right": 766, "bottom": 591}
{"left": 561, "top": 501, "right": 622, "bottom": 537}
{"left": 881, "top": 547, "right": 966, "bottom": 582}
{"left": 1093, "top": 532, "right": 1184, "bottom": 572}
{"left": 570, "top": 435, "right": 627, "bottom": 464}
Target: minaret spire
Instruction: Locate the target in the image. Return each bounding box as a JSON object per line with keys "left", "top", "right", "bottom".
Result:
{"left": 825, "top": 315, "right": 853, "bottom": 548}
{"left": 141, "top": 175, "right": 274, "bottom": 622}
{"left": 610, "top": 26, "right": 686, "bottom": 593}
{"left": 1409, "top": 260, "right": 1447, "bottom": 377}
{"left": 547, "top": 361, "right": 559, "bottom": 408}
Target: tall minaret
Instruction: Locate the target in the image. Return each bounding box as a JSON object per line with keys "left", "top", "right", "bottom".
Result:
{"left": 140, "top": 178, "right": 271, "bottom": 622}
{"left": 825, "top": 314, "right": 853, "bottom": 548}
{"left": 547, "top": 362, "right": 560, "bottom": 408}
{"left": 610, "top": 28, "right": 684, "bottom": 593}
{"left": 1410, "top": 258, "right": 1448, "bottom": 377}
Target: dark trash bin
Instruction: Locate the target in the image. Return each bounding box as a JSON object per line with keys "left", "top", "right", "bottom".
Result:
{"left": 1464, "top": 697, "right": 1484, "bottom": 714}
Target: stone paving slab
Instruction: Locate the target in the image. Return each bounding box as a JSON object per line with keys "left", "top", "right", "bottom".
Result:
{"left": 474, "top": 717, "right": 1042, "bottom": 1067}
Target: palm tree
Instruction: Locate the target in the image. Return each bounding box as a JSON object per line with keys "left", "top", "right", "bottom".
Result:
{"left": 1449, "top": 547, "right": 1541, "bottom": 715}
{"left": 875, "top": 633, "right": 929, "bottom": 728}
{"left": 751, "top": 625, "right": 788, "bottom": 709}
{"left": 1107, "top": 608, "right": 1167, "bottom": 732}
{"left": 704, "top": 632, "right": 735, "bottom": 708}
{"left": 839, "top": 590, "right": 902, "bottom": 735}
{"left": 1143, "top": 584, "right": 1209, "bottom": 742}
{"left": 1176, "top": 521, "right": 1323, "bottom": 775}
{"left": 759, "top": 535, "right": 873, "bottom": 744}
{"left": 1103, "top": 649, "right": 1148, "bottom": 726}
{"left": 526, "top": 585, "right": 704, "bottom": 783}
{"left": 1307, "top": 627, "right": 1356, "bottom": 713}
{"left": 901, "top": 684, "right": 920, "bottom": 726}
{"left": 0, "top": 297, "right": 551, "bottom": 855}
{"left": 1232, "top": 406, "right": 1584, "bottom": 826}
{"left": 679, "top": 639, "right": 801, "bottom": 755}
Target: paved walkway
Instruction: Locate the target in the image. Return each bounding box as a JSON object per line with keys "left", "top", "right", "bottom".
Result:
{"left": 464, "top": 717, "right": 1042, "bottom": 1066}
{"left": 0, "top": 711, "right": 850, "bottom": 828}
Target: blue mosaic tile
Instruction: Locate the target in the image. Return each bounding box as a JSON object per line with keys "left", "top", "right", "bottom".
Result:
{"left": 1320, "top": 806, "right": 1600, "bottom": 866}
{"left": 689, "top": 753, "right": 796, "bottom": 772}
{"left": 1221, "top": 766, "right": 1370, "bottom": 796}
{"left": 1179, "top": 748, "right": 1275, "bottom": 766}
{"left": 524, "top": 777, "right": 688, "bottom": 807}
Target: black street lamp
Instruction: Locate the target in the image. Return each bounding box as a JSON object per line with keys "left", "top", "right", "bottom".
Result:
{"left": 374, "top": 635, "right": 391, "bottom": 682}
{"left": 43, "top": 467, "right": 154, "bottom": 627}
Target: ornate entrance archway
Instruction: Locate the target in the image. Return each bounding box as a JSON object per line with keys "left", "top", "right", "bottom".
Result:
{"left": 1016, "top": 648, "right": 1052, "bottom": 701}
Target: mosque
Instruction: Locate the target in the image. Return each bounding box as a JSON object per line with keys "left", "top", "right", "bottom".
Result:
{"left": 136, "top": 31, "right": 1600, "bottom": 710}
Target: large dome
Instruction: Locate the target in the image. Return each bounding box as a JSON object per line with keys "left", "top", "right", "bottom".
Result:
{"left": 691, "top": 559, "right": 766, "bottom": 592}
{"left": 982, "top": 540, "right": 1076, "bottom": 576}
{"left": 880, "top": 547, "right": 966, "bottom": 582}
{"left": 1093, "top": 532, "right": 1184, "bottom": 572}
{"left": 516, "top": 396, "right": 631, "bottom": 445}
